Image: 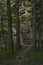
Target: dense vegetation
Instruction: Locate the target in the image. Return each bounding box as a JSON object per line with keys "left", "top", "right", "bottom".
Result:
{"left": 0, "top": 0, "right": 43, "bottom": 65}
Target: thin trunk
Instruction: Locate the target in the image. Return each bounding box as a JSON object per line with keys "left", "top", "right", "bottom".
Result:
{"left": 7, "top": 0, "right": 14, "bottom": 54}
{"left": 33, "top": 0, "right": 37, "bottom": 50}
{"left": 38, "top": 0, "right": 42, "bottom": 50}
{"left": 16, "top": 0, "right": 20, "bottom": 49}
{"left": 41, "top": 1, "right": 43, "bottom": 49}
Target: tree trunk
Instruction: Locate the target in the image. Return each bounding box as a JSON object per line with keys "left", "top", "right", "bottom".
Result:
{"left": 7, "top": 0, "right": 14, "bottom": 54}
{"left": 16, "top": 0, "right": 20, "bottom": 49}
{"left": 41, "top": 0, "right": 43, "bottom": 48}
{"left": 32, "top": 0, "right": 37, "bottom": 50}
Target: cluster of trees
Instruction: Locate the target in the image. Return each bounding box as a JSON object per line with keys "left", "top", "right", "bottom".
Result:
{"left": 0, "top": 0, "right": 43, "bottom": 54}
{"left": 33, "top": 0, "right": 43, "bottom": 50}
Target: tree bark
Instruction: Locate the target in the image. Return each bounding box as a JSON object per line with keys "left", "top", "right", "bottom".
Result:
{"left": 16, "top": 0, "right": 20, "bottom": 49}
{"left": 7, "top": 0, "right": 14, "bottom": 54}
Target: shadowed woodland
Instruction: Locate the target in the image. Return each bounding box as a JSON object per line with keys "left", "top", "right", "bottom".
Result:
{"left": 0, "top": 0, "right": 43, "bottom": 65}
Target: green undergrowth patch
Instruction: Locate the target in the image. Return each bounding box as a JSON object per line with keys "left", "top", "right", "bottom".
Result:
{"left": 0, "top": 46, "right": 25, "bottom": 65}
{"left": 14, "top": 47, "right": 43, "bottom": 65}
{"left": 0, "top": 47, "right": 43, "bottom": 65}
{"left": 0, "top": 51, "right": 10, "bottom": 61}
{"left": 23, "top": 48, "right": 43, "bottom": 65}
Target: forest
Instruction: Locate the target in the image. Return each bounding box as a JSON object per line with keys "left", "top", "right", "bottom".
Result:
{"left": 0, "top": 0, "right": 43, "bottom": 65}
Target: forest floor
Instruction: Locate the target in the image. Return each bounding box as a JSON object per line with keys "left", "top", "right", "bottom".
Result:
{"left": 0, "top": 45, "right": 43, "bottom": 65}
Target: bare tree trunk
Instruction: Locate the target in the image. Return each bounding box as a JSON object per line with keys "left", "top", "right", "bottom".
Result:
{"left": 32, "top": 0, "right": 37, "bottom": 50}
{"left": 41, "top": 1, "right": 43, "bottom": 49}
{"left": 16, "top": 0, "right": 20, "bottom": 49}
{"left": 7, "top": 0, "right": 14, "bottom": 54}
{"left": 38, "top": 0, "right": 42, "bottom": 50}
